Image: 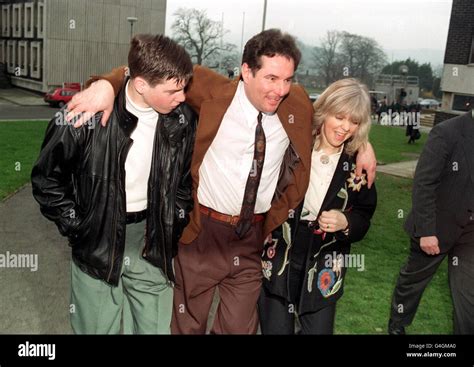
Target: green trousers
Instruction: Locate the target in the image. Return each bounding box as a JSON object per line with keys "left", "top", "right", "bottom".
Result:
{"left": 70, "top": 221, "right": 173, "bottom": 334}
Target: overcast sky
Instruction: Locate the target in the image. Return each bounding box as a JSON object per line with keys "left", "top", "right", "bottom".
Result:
{"left": 165, "top": 0, "right": 453, "bottom": 64}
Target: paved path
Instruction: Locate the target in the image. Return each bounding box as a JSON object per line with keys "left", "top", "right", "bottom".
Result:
{"left": 376, "top": 160, "right": 418, "bottom": 179}
{"left": 0, "top": 184, "right": 71, "bottom": 334}
{"left": 0, "top": 88, "right": 47, "bottom": 106}
{"left": 0, "top": 87, "right": 59, "bottom": 120}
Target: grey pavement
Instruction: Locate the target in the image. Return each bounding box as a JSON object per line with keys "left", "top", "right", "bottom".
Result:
{"left": 0, "top": 184, "right": 71, "bottom": 334}
{"left": 377, "top": 160, "right": 418, "bottom": 179}
{"left": 0, "top": 88, "right": 47, "bottom": 106}
{"left": 0, "top": 105, "right": 59, "bottom": 120}
{"left": 0, "top": 87, "right": 59, "bottom": 120}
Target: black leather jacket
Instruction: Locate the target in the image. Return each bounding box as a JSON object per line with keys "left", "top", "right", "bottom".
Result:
{"left": 31, "top": 84, "right": 197, "bottom": 286}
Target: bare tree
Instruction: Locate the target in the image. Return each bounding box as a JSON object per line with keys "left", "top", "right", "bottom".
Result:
{"left": 171, "top": 8, "right": 236, "bottom": 66}
{"left": 344, "top": 32, "right": 386, "bottom": 86}
{"left": 314, "top": 30, "right": 387, "bottom": 87}
{"left": 340, "top": 32, "right": 359, "bottom": 78}
{"left": 313, "top": 31, "right": 343, "bottom": 86}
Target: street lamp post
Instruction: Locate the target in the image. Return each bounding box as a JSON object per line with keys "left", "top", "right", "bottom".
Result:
{"left": 240, "top": 12, "right": 245, "bottom": 55}
{"left": 127, "top": 17, "right": 138, "bottom": 40}
{"left": 399, "top": 64, "right": 409, "bottom": 104}
{"left": 262, "top": 0, "right": 267, "bottom": 31}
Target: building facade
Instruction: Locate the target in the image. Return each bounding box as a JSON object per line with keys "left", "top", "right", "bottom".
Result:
{"left": 0, "top": 0, "right": 166, "bottom": 92}
{"left": 438, "top": 0, "right": 474, "bottom": 122}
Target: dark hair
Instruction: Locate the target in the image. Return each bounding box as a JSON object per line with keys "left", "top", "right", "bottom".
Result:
{"left": 128, "top": 34, "right": 193, "bottom": 86}
{"left": 242, "top": 29, "right": 301, "bottom": 74}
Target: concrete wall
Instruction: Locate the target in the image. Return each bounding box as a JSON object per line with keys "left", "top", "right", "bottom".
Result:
{"left": 441, "top": 64, "right": 474, "bottom": 95}
{"left": 3, "top": 0, "right": 166, "bottom": 92}
{"left": 44, "top": 0, "right": 167, "bottom": 91}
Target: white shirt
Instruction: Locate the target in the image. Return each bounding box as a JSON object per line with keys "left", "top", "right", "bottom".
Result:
{"left": 124, "top": 81, "right": 159, "bottom": 212}
{"left": 198, "top": 81, "right": 290, "bottom": 215}
{"left": 301, "top": 147, "right": 342, "bottom": 221}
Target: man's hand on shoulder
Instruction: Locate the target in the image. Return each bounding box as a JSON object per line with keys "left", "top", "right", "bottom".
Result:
{"left": 355, "top": 142, "right": 377, "bottom": 188}
{"left": 66, "top": 80, "right": 115, "bottom": 128}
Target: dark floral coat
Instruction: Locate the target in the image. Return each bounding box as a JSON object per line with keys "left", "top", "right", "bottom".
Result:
{"left": 261, "top": 151, "right": 377, "bottom": 315}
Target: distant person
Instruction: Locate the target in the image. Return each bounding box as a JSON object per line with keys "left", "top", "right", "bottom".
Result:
{"left": 389, "top": 110, "right": 474, "bottom": 335}
{"left": 31, "top": 34, "right": 197, "bottom": 334}
{"left": 377, "top": 99, "right": 388, "bottom": 124}
{"left": 406, "top": 102, "right": 421, "bottom": 144}
{"left": 227, "top": 68, "right": 235, "bottom": 79}
{"left": 258, "top": 78, "right": 377, "bottom": 334}
{"left": 371, "top": 94, "right": 378, "bottom": 119}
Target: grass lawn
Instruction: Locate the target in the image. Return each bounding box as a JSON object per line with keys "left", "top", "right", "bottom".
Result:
{"left": 0, "top": 120, "right": 48, "bottom": 200}
{"left": 369, "top": 124, "right": 428, "bottom": 164}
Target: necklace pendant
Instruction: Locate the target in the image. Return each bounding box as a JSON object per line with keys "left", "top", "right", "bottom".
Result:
{"left": 320, "top": 154, "right": 329, "bottom": 164}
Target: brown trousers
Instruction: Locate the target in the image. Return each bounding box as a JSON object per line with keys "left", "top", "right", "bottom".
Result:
{"left": 171, "top": 213, "right": 264, "bottom": 334}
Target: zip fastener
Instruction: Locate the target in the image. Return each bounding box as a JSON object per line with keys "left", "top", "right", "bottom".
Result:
{"left": 107, "top": 138, "right": 133, "bottom": 283}
{"left": 143, "top": 114, "right": 172, "bottom": 285}
{"left": 166, "top": 145, "right": 182, "bottom": 288}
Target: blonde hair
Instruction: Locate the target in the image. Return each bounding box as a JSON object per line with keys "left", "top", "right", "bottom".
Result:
{"left": 313, "top": 78, "right": 371, "bottom": 156}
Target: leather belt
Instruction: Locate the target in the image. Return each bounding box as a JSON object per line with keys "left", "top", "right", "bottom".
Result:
{"left": 199, "top": 205, "right": 265, "bottom": 226}
{"left": 126, "top": 209, "right": 147, "bottom": 224}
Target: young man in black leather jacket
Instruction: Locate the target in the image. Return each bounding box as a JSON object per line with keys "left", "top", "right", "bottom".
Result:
{"left": 31, "top": 34, "right": 197, "bottom": 334}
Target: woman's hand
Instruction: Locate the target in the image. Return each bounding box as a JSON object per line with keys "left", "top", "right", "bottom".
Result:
{"left": 318, "top": 210, "right": 348, "bottom": 233}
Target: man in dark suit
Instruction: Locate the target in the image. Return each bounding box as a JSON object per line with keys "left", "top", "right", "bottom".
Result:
{"left": 389, "top": 110, "right": 474, "bottom": 334}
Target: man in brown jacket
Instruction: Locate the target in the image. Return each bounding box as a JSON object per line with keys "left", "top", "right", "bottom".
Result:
{"left": 67, "top": 29, "right": 376, "bottom": 334}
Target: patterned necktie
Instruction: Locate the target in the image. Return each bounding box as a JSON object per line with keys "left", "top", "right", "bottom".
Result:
{"left": 235, "top": 112, "right": 266, "bottom": 238}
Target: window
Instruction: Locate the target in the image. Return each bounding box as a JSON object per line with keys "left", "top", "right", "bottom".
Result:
{"left": 470, "top": 35, "right": 474, "bottom": 64}
{"left": 452, "top": 94, "right": 474, "bottom": 112}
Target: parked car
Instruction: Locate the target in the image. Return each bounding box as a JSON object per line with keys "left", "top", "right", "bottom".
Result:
{"left": 419, "top": 98, "right": 441, "bottom": 109}
{"left": 44, "top": 82, "right": 81, "bottom": 108}
{"left": 309, "top": 93, "right": 320, "bottom": 102}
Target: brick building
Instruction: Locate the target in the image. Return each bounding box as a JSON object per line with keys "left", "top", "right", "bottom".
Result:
{"left": 437, "top": 0, "right": 474, "bottom": 123}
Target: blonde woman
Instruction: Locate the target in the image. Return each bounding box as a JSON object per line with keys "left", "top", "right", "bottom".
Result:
{"left": 258, "top": 78, "right": 377, "bottom": 334}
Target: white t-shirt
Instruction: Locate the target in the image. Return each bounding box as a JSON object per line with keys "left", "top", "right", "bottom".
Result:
{"left": 124, "top": 81, "right": 159, "bottom": 212}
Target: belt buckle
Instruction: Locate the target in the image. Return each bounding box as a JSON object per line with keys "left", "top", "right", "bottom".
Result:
{"left": 229, "top": 215, "right": 240, "bottom": 226}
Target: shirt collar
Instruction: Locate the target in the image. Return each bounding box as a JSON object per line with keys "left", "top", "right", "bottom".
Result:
{"left": 237, "top": 81, "right": 261, "bottom": 128}
{"left": 313, "top": 143, "right": 343, "bottom": 165}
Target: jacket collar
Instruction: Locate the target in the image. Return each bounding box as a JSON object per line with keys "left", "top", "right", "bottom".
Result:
{"left": 115, "top": 77, "right": 139, "bottom": 137}
{"left": 461, "top": 111, "right": 474, "bottom": 184}
{"left": 317, "top": 149, "right": 353, "bottom": 216}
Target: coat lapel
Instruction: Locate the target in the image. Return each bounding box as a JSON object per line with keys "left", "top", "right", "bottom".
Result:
{"left": 461, "top": 112, "right": 474, "bottom": 185}
{"left": 190, "top": 82, "right": 237, "bottom": 187}
{"left": 317, "top": 151, "right": 352, "bottom": 216}
{"left": 277, "top": 96, "right": 310, "bottom": 173}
